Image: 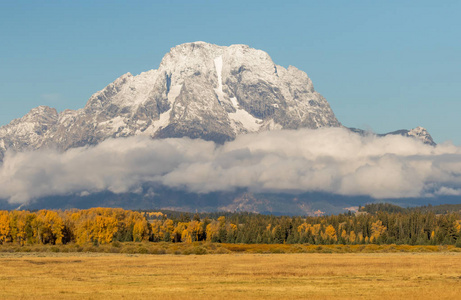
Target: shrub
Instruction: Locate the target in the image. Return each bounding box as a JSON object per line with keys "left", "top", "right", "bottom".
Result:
{"left": 149, "top": 247, "right": 166, "bottom": 255}
{"left": 137, "top": 247, "right": 149, "bottom": 254}
{"left": 108, "top": 247, "right": 121, "bottom": 253}
{"left": 192, "top": 246, "right": 208, "bottom": 255}
{"left": 49, "top": 246, "right": 60, "bottom": 253}
{"left": 289, "top": 245, "right": 306, "bottom": 253}
{"left": 455, "top": 239, "right": 461, "bottom": 248}
{"left": 214, "top": 247, "right": 231, "bottom": 254}
{"left": 270, "top": 248, "right": 285, "bottom": 254}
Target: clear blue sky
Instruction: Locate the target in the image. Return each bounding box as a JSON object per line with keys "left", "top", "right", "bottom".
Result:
{"left": 1, "top": 0, "right": 460, "bottom": 144}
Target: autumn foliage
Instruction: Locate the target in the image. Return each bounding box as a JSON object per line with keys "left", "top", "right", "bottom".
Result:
{"left": 0, "top": 208, "right": 148, "bottom": 245}
{"left": 0, "top": 208, "right": 461, "bottom": 246}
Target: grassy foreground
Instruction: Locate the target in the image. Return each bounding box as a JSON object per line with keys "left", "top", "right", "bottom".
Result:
{"left": 1, "top": 252, "right": 461, "bottom": 299}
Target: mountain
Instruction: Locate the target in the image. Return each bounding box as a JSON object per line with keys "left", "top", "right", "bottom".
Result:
{"left": 0, "top": 42, "right": 444, "bottom": 215}
{"left": 348, "top": 126, "right": 436, "bottom": 146}
{"left": 383, "top": 127, "right": 436, "bottom": 146}
{"left": 3, "top": 185, "right": 460, "bottom": 216}
{"left": 0, "top": 42, "right": 342, "bottom": 161}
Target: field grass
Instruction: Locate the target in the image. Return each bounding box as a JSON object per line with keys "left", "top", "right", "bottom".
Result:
{"left": 1, "top": 252, "right": 461, "bottom": 299}
{"left": 1, "top": 242, "right": 460, "bottom": 255}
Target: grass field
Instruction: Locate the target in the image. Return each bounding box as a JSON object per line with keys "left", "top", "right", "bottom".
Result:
{"left": 1, "top": 252, "right": 461, "bottom": 299}
{"left": 1, "top": 242, "right": 460, "bottom": 255}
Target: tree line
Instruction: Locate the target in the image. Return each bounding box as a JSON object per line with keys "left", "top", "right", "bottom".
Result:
{"left": 361, "top": 202, "right": 461, "bottom": 215}
{"left": 0, "top": 207, "right": 460, "bottom": 246}
{"left": 0, "top": 208, "right": 148, "bottom": 245}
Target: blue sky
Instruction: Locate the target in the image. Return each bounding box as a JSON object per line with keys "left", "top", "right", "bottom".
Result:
{"left": 1, "top": 0, "right": 460, "bottom": 144}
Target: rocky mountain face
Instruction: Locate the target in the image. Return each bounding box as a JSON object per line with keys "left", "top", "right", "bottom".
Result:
{"left": 0, "top": 42, "right": 342, "bottom": 161}
{"left": 0, "top": 106, "right": 59, "bottom": 161}
{"left": 0, "top": 42, "right": 436, "bottom": 162}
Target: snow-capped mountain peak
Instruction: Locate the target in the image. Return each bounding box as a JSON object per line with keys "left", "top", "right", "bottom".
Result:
{"left": 0, "top": 42, "right": 433, "bottom": 162}
{"left": 407, "top": 126, "right": 436, "bottom": 146}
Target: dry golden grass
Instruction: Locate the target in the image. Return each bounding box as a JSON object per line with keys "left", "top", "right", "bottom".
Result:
{"left": 1, "top": 252, "right": 461, "bottom": 299}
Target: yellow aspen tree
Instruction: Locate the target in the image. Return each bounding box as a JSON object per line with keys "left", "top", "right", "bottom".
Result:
{"left": 298, "top": 223, "right": 313, "bottom": 234}
{"left": 229, "top": 223, "right": 238, "bottom": 234}
{"left": 371, "top": 220, "right": 387, "bottom": 242}
{"left": 454, "top": 220, "right": 461, "bottom": 233}
{"left": 151, "top": 219, "right": 162, "bottom": 241}
{"left": 181, "top": 228, "right": 192, "bottom": 243}
{"left": 12, "top": 211, "right": 28, "bottom": 245}
{"left": 105, "top": 216, "right": 119, "bottom": 243}
{"left": 312, "top": 224, "right": 321, "bottom": 237}
{"left": 34, "top": 210, "right": 64, "bottom": 244}
{"left": 162, "top": 219, "right": 175, "bottom": 241}
{"left": 148, "top": 212, "right": 164, "bottom": 218}
{"left": 133, "top": 219, "right": 149, "bottom": 242}
{"left": 94, "top": 216, "right": 119, "bottom": 244}
{"left": 0, "top": 211, "right": 11, "bottom": 244}
{"left": 48, "top": 211, "right": 64, "bottom": 245}
{"left": 206, "top": 221, "right": 220, "bottom": 242}
{"left": 174, "top": 222, "right": 187, "bottom": 242}
{"left": 349, "top": 230, "right": 357, "bottom": 244}
{"left": 75, "top": 217, "right": 92, "bottom": 245}
{"left": 10, "top": 210, "right": 31, "bottom": 245}
{"left": 325, "top": 225, "right": 337, "bottom": 241}
{"left": 187, "top": 220, "right": 202, "bottom": 242}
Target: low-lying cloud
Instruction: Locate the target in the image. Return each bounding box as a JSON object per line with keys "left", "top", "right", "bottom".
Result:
{"left": 1, "top": 127, "right": 461, "bottom": 204}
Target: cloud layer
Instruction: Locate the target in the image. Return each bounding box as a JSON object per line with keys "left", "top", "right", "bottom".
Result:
{"left": 1, "top": 128, "right": 461, "bottom": 204}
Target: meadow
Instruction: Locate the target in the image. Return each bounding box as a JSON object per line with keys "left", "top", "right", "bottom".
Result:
{"left": 1, "top": 252, "right": 461, "bottom": 299}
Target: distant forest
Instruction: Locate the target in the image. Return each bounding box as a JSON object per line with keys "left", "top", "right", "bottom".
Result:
{"left": 1, "top": 203, "right": 461, "bottom": 246}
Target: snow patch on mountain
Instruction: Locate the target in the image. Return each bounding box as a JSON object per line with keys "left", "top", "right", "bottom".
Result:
{"left": 229, "top": 97, "right": 263, "bottom": 132}
{"left": 214, "top": 55, "right": 225, "bottom": 102}
{"left": 151, "top": 84, "right": 183, "bottom": 132}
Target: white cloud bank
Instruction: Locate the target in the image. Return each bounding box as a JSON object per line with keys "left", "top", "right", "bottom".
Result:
{"left": 1, "top": 127, "right": 461, "bottom": 204}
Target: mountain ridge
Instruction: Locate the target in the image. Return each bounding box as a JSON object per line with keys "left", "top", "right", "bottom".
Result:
{"left": 0, "top": 42, "right": 343, "bottom": 160}
{"left": 0, "top": 42, "right": 435, "bottom": 162}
